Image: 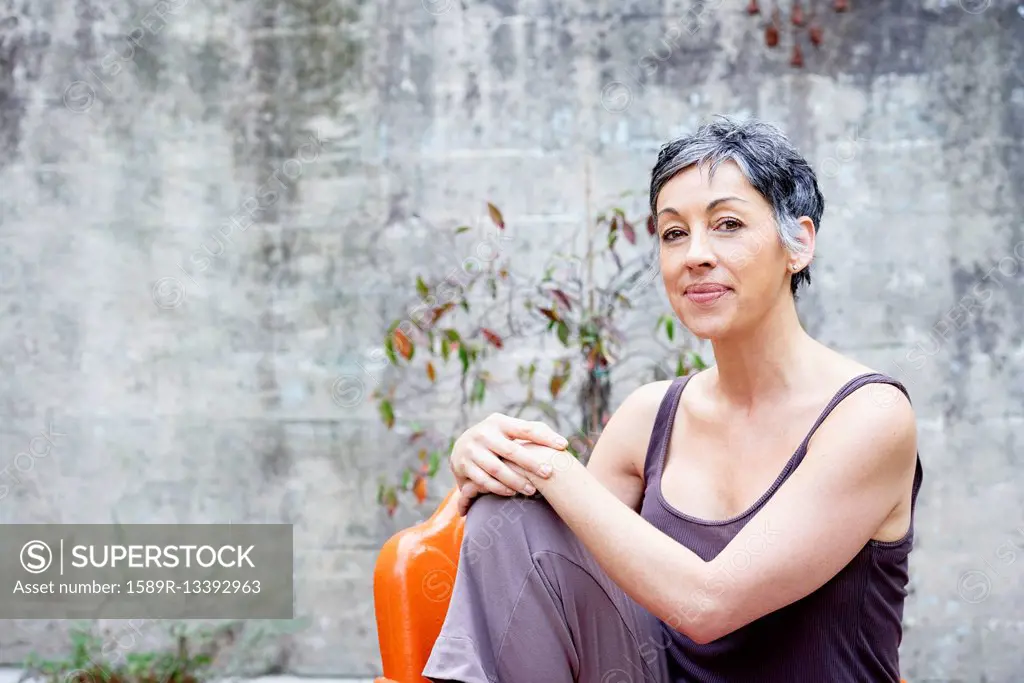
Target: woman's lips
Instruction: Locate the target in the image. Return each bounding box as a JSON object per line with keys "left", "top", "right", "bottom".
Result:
{"left": 685, "top": 287, "right": 731, "bottom": 306}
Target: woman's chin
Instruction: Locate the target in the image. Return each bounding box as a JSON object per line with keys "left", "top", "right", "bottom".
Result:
{"left": 680, "top": 315, "right": 732, "bottom": 341}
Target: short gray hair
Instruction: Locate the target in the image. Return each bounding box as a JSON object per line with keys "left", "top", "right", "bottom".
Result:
{"left": 648, "top": 116, "right": 825, "bottom": 297}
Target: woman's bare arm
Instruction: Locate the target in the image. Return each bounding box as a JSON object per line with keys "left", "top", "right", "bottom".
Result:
{"left": 584, "top": 380, "right": 672, "bottom": 511}
{"left": 518, "top": 382, "right": 918, "bottom": 645}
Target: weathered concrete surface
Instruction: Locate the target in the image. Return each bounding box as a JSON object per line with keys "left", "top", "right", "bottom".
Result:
{"left": 0, "top": 0, "right": 1022, "bottom": 679}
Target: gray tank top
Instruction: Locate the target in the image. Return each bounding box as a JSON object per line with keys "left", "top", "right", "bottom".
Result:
{"left": 638, "top": 372, "right": 924, "bottom": 682}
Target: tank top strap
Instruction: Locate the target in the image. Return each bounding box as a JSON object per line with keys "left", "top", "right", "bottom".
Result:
{"left": 790, "top": 372, "right": 916, "bottom": 469}
{"left": 643, "top": 373, "right": 694, "bottom": 484}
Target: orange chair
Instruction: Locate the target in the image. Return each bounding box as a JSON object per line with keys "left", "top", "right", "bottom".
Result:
{"left": 373, "top": 487, "right": 465, "bottom": 683}
{"left": 371, "top": 489, "right": 910, "bottom": 683}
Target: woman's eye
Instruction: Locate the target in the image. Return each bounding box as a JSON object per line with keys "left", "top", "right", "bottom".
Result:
{"left": 661, "top": 228, "right": 686, "bottom": 241}
{"left": 717, "top": 219, "right": 743, "bottom": 231}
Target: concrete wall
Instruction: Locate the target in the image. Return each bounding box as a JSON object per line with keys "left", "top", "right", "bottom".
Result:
{"left": 0, "top": 0, "right": 1021, "bottom": 679}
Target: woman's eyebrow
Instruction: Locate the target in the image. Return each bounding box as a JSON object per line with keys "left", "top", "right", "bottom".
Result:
{"left": 657, "top": 196, "right": 749, "bottom": 218}
{"left": 706, "top": 196, "right": 748, "bottom": 211}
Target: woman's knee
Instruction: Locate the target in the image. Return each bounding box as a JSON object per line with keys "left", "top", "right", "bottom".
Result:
{"left": 461, "top": 494, "right": 572, "bottom": 564}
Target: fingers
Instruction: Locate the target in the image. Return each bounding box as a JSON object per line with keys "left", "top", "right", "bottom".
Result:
{"left": 477, "top": 429, "right": 555, "bottom": 479}
{"left": 475, "top": 450, "right": 537, "bottom": 495}
{"left": 461, "top": 460, "right": 517, "bottom": 497}
{"left": 488, "top": 414, "right": 568, "bottom": 451}
{"left": 457, "top": 482, "right": 481, "bottom": 516}
{"left": 450, "top": 415, "right": 566, "bottom": 512}
{"left": 519, "top": 440, "right": 577, "bottom": 474}
{"left": 505, "top": 461, "right": 533, "bottom": 480}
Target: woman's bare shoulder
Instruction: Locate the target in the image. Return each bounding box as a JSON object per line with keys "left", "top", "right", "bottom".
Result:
{"left": 603, "top": 379, "right": 683, "bottom": 449}
{"left": 813, "top": 349, "right": 917, "bottom": 433}
{"left": 614, "top": 377, "right": 694, "bottom": 426}
{"left": 586, "top": 379, "right": 681, "bottom": 505}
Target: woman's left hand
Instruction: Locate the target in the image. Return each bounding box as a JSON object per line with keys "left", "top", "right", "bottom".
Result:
{"left": 458, "top": 450, "right": 562, "bottom": 512}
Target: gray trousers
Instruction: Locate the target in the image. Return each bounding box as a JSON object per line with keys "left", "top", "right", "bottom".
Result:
{"left": 422, "top": 494, "right": 671, "bottom": 683}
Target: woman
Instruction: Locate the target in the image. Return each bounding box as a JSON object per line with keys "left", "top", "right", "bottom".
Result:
{"left": 422, "top": 117, "right": 923, "bottom": 683}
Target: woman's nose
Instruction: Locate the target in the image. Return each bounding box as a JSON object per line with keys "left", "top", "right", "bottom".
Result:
{"left": 684, "top": 228, "right": 716, "bottom": 269}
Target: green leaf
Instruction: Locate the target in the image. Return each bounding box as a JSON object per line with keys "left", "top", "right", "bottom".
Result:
{"left": 455, "top": 225, "right": 471, "bottom": 234}
{"left": 416, "top": 276, "right": 429, "bottom": 299}
{"left": 441, "top": 337, "right": 451, "bottom": 362}
{"left": 488, "top": 275, "right": 498, "bottom": 299}
{"left": 458, "top": 346, "right": 470, "bottom": 374}
{"left": 427, "top": 450, "right": 441, "bottom": 476}
{"left": 460, "top": 299, "right": 470, "bottom": 313}
{"left": 401, "top": 468, "right": 412, "bottom": 490}
{"left": 383, "top": 335, "right": 397, "bottom": 365}
{"left": 444, "top": 329, "right": 461, "bottom": 343}
{"left": 379, "top": 399, "right": 395, "bottom": 428}
{"left": 470, "top": 376, "right": 486, "bottom": 404}
{"left": 690, "top": 351, "right": 708, "bottom": 370}
{"left": 556, "top": 321, "right": 570, "bottom": 346}
{"left": 665, "top": 317, "right": 674, "bottom": 341}
{"left": 676, "top": 354, "right": 686, "bottom": 377}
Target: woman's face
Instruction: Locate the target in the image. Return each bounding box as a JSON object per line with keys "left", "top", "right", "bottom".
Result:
{"left": 655, "top": 160, "right": 810, "bottom": 341}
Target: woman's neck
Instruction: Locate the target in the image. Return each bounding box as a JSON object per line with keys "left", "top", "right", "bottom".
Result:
{"left": 707, "top": 293, "right": 822, "bottom": 413}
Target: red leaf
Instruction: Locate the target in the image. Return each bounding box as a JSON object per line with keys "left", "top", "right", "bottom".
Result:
{"left": 426, "top": 361, "right": 436, "bottom": 382}
{"left": 551, "top": 289, "right": 573, "bottom": 311}
{"left": 646, "top": 215, "right": 657, "bottom": 235}
{"left": 538, "top": 307, "right": 561, "bottom": 323}
{"left": 834, "top": 0, "right": 848, "bottom": 11}
{"left": 791, "top": 0, "right": 804, "bottom": 26}
{"left": 621, "top": 220, "right": 636, "bottom": 244}
{"left": 746, "top": 0, "right": 759, "bottom": 14}
{"left": 790, "top": 42, "right": 804, "bottom": 68}
{"left": 413, "top": 475, "right": 428, "bottom": 503}
{"left": 487, "top": 202, "right": 505, "bottom": 229}
{"left": 393, "top": 328, "right": 413, "bottom": 360}
{"left": 550, "top": 373, "right": 566, "bottom": 398}
{"left": 481, "top": 328, "right": 503, "bottom": 348}
{"left": 431, "top": 303, "right": 455, "bottom": 323}
{"left": 809, "top": 24, "right": 823, "bottom": 46}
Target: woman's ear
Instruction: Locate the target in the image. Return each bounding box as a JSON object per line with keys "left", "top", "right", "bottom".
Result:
{"left": 794, "top": 216, "right": 816, "bottom": 264}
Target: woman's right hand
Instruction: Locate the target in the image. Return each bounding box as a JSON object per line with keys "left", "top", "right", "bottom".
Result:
{"left": 450, "top": 413, "right": 569, "bottom": 516}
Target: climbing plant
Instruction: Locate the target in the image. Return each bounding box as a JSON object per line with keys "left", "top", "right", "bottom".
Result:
{"left": 370, "top": 198, "right": 706, "bottom": 514}
{"left": 746, "top": 0, "right": 851, "bottom": 67}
